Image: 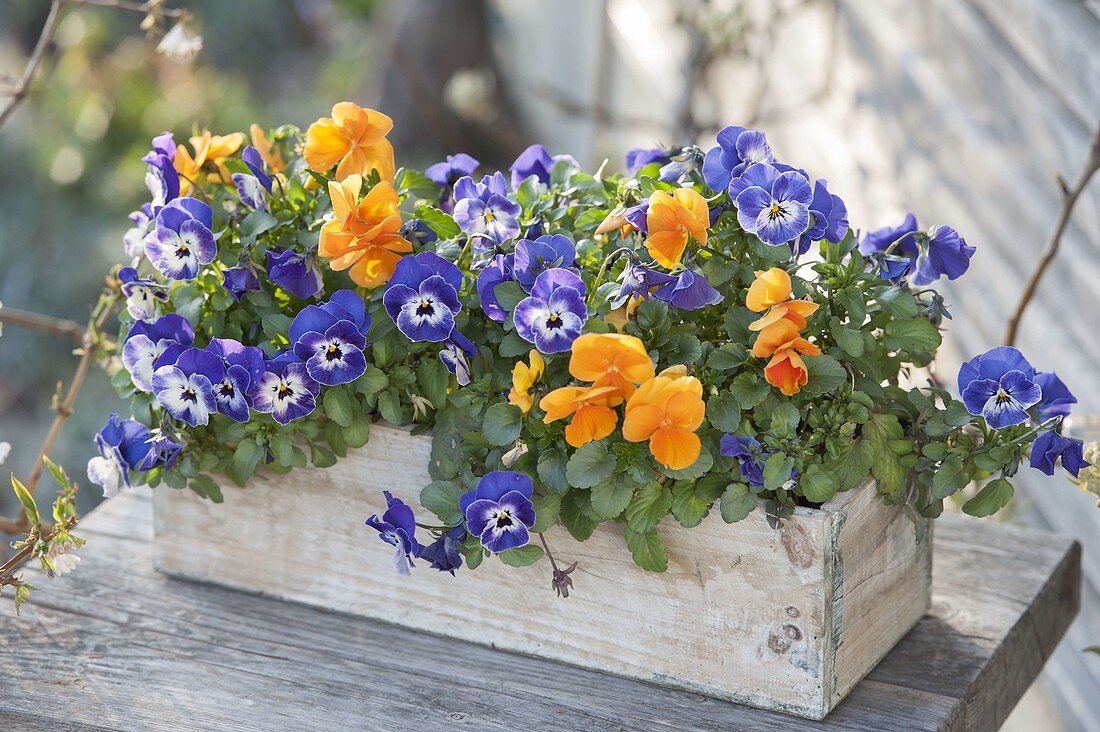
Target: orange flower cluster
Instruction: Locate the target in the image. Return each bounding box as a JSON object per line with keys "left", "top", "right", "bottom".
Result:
{"left": 318, "top": 175, "right": 412, "bottom": 288}
{"left": 645, "top": 188, "right": 710, "bottom": 269}
{"left": 304, "top": 102, "right": 395, "bottom": 182}
{"left": 174, "top": 130, "right": 246, "bottom": 196}
{"left": 622, "top": 365, "right": 706, "bottom": 470}
{"left": 746, "top": 268, "right": 821, "bottom": 396}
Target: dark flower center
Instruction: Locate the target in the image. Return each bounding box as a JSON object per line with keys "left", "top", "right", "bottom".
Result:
{"left": 495, "top": 510, "right": 514, "bottom": 528}
{"left": 181, "top": 387, "right": 197, "bottom": 404}
{"left": 545, "top": 312, "right": 562, "bottom": 330}
{"left": 417, "top": 298, "right": 435, "bottom": 317}
{"left": 175, "top": 244, "right": 191, "bottom": 258}
{"left": 768, "top": 202, "right": 788, "bottom": 221}
{"left": 219, "top": 380, "right": 236, "bottom": 398}
{"left": 995, "top": 389, "right": 1012, "bottom": 404}
{"left": 325, "top": 343, "right": 344, "bottom": 361}
{"left": 277, "top": 383, "right": 293, "bottom": 400}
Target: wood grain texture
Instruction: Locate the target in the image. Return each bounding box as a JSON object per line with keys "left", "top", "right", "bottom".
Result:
{"left": 0, "top": 488, "right": 1078, "bottom": 731}
{"left": 151, "top": 425, "right": 929, "bottom": 720}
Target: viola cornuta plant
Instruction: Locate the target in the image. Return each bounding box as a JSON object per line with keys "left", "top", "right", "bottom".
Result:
{"left": 88, "top": 102, "right": 1088, "bottom": 589}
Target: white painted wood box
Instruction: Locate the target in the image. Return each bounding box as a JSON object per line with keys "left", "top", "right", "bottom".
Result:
{"left": 152, "top": 423, "right": 932, "bottom": 720}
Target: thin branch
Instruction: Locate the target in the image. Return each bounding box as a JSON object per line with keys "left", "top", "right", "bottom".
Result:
{"left": 0, "top": 306, "right": 85, "bottom": 343}
{"left": 70, "top": 0, "right": 185, "bottom": 17}
{"left": 1005, "top": 124, "right": 1100, "bottom": 346}
{"left": 0, "top": 0, "right": 66, "bottom": 130}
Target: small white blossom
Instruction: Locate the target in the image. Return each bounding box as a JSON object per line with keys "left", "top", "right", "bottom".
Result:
{"left": 50, "top": 553, "right": 81, "bottom": 577}
{"left": 157, "top": 22, "right": 203, "bottom": 60}
{"left": 502, "top": 441, "right": 529, "bottom": 467}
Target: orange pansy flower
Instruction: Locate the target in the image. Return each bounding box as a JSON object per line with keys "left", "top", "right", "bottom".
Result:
{"left": 508, "top": 350, "right": 545, "bottom": 414}
{"left": 304, "top": 102, "right": 395, "bottom": 182}
{"left": 622, "top": 371, "right": 706, "bottom": 470}
{"left": 540, "top": 385, "right": 621, "bottom": 448}
{"left": 249, "top": 124, "right": 286, "bottom": 174}
{"left": 318, "top": 175, "right": 412, "bottom": 288}
{"left": 751, "top": 319, "right": 822, "bottom": 359}
{"left": 645, "top": 188, "right": 710, "bottom": 269}
{"left": 765, "top": 348, "right": 812, "bottom": 396}
{"left": 174, "top": 130, "right": 246, "bottom": 195}
{"left": 568, "top": 333, "right": 655, "bottom": 405}
{"left": 745, "top": 267, "right": 819, "bottom": 331}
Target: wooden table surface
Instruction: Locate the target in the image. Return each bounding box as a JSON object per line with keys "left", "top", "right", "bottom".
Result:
{"left": 0, "top": 489, "right": 1081, "bottom": 731}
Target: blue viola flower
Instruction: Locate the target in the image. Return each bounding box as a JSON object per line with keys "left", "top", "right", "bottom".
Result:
{"left": 732, "top": 164, "right": 813, "bottom": 246}
{"left": 958, "top": 346, "right": 1043, "bottom": 430}
{"left": 86, "top": 414, "right": 152, "bottom": 498}
{"left": 144, "top": 198, "right": 217, "bottom": 280}
{"left": 452, "top": 172, "right": 522, "bottom": 249}
{"left": 439, "top": 329, "right": 478, "bottom": 386}
{"left": 513, "top": 268, "right": 588, "bottom": 354}
{"left": 1034, "top": 372, "right": 1077, "bottom": 422}
{"left": 513, "top": 234, "right": 577, "bottom": 292}
{"left": 910, "top": 225, "right": 975, "bottom": 286}
{"left": 611, "top": 263, "right": 675, "bottom": 308}
{"left": 232, "top": 146, "right": 274, "bottom": 212}
{"left": 625, "top": 148, "right": 671, "bottom": 175}
{"left": 122, "top": 314, "right": 195, "bottom": 392}
{"left": 703, "top": 125, "right": 773, "bottom": 193}
{"left": 402, "top": 218, "right": 439, "bottom": 246}
{"left": 265, "top": 248, "right": 323, "bottom": 300}
{"left": 249, "top": 359, "right": 320, "bottom": 425}
{"left": 124, "top": 204, "right": 154, "bottom": 259}
{"left": 288, "top": 290, "right": 371, "bottom": 386}
{"left": 1030, "top": 431, "right": 1089, "bottom": 478}
{"left": 118, "top": 266, "right": 168, "bottom": 321}
{"left": 222, "top": 266, "right": 261, "bottom": 301}
{"left": 142, "top": 132, "right": 180, "bottom": 209}
{"left": 151, "top": 347, "right": 224, "bottom": 427}
{"left": 425, "top": 153, "right": 479, "bottom": 212}
{"left": 419, "top": 526, "right": 465, "bottom": 575}
{"left": 623, "top": 200, "right": 650, "bottom": 234}
{"left": 460, "top": 471, "right": 537, "bottom": 553}
{"left": 509, "top": 144, "right": 577, "bottom": 189}
{"left": 365, "top": 490, "right": 421, "bottom": 575}
{"left": 383, "top": 252, "right": 463, "bottom": 343}
{"left": 476, "top": 253, "right": 515, "bottom": 323}
{"left": 795, "top": 179, "right": 849, "bottom": 254}
{"left": 653, "top": 270, "right": 723, "bottom": 311}
{"left": 205, "top": 338, "right": 265, "bottom": 423}
{"left": 720, "top": 434, "right": 768, "bottom": 488}
{"left": 137, "top": 431, "right": 183, "bottom": 472}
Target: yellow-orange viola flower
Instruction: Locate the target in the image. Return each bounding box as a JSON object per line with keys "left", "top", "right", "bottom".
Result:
{"left": 305, "top": 102, "right": 395, "bottom": 182}
{"left": 508, "top": 350, "right": 545, "bottom": 414}
{"left": 745, "top": 267, "right": 819, "bottom": 331}
{"left": 751, "top": 319, "right": 822, "bottom": 359}
{"left": 622, "top": 371, "right": 706, "bottom": 470}
{"left": 568, "top": 333, "right": 655, "bottom": 405}
{"left": 645, "top": 188, "right": 709, "bottom": 269}
{"left": 249, "top": 124, "right": 286, "bottom": 174}
{"left": 174, "top": 130, "right": 246, "bottom": 194}
{"left": 765, "top": 348, "right": 812, "bottom": 396}
{"left": 318, "top": 175, "right": 412, "bottom": 288}
{"left": 540, "top": 385, "right": 621, "bottom": 448}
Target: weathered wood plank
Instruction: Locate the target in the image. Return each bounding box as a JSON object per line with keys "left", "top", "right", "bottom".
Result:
{"left": 0, "top": 488, "right": 1078, "bottom": 730}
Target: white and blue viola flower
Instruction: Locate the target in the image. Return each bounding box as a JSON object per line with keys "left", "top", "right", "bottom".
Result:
{"left": 439, "top": 328, "right": 478, "bottom": 386}
{"left": 142, "top": 132, "right": 179, "bottom": 209}
{"left": 513, "top": 234, "right": 577, "bottom": 292}
{"left": 151, "top": 347, "right": 224, "bottom": 427}
{"left": 858, "top": 213, "right": 975, "bottom": 286}
{"left": 143, "top": 198, "right": 217, "bottom": 280}
{"left": 475, "top": 253, "right": 515, "bottom": 323}
{"left": 451, "top": 171, "right": 522, "bottom": 252}
{"left": 232, "top": 145, "right": 274, "bottom": 212}
{"left": 1033, "top": 372, "right": 1077, "bottom": 422}
{"left": 86, "top": 413, "right": 152, "bottom": 499}
{"left": 365, "top": 490, "right": 422, "bottom": 575}
{"left": 121, "top": 313, "right": 195, "bottom": 392}
{"left": 206, "top": 338, "right": 267, "bottom": 422}
{"left": 459, "top": 471, "right": 537, "bottom": 554}
{"left": 248, "top": 359, "right": 320, "bottom": 425}
{"left": 702, "top": 124, "right": 773, "bottom": 193}
{"left": 137, "top": 431, "right": 183, "bottom": 472}
{"left": 512, "top": 267, "right": 588, "bottom": 354}
{"left": 958, "top": 346, "right": 1043, "bottom": 430}
{"left": 730, "top": 163, "right": 813, "bottom": 246}
{"left": 118, "top": 266, "right": 168, "bottom": 321}
{"left": 288, "top": 290, "right": 371, "bottom": 385}
{"left": 123, "top": 204, "right": 154, "bottom": 259}
{"left": 794, "top": 178, "right": 849, "bottom": 255}
{"left": 383, "top": 252, "right": 463, "bottom": 343}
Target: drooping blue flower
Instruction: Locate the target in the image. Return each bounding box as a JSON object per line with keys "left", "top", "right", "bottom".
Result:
{"left": 137, "top": 431, "right": 183, "bottom": 472}
{"left": 122, "top": 313, "right": 195, "bottom": 392}
{"left": 460, "top": 471, "right": 537, "bottom": 554}
{"left": 910, "top": 225, "right": 975, "bottom": 286}
{"left": 86, "top": 414, "right": 152, "bottom": 498}
{"left": 144, "top": 198, "right": 216, "bottom": 280}
{"left": 720, "top": 434, "right": 768, "bottom": 488}
{"left": 795, "top": 178, "right": 849, "bottom": 254}
{"left": 513, "top": 268, "right": 588, "bottom": 354}
{"left": 124, "top": 204, "right": 154, "bottom": 259}
{"left": 118, "top": 266, "right": 168, "bottom": 321}
{"left": 151, "top": 347, "right": 224, "bottom": 427}
{"left": 142, "top": 132, "right": 179, "bottom": 209}
{"left": 732, "top": 164, "right": 813, "bottom": 246}
{"left": 249, "top": 359, "right": 320, "bottom": 425}
{"left": 476, "top": 253, "right": 515, "bottom": 323}
{"left": 611, "top": 263, "right": 675, "bottom": 309}
{"left": 425, "top": 153, "right": 479, "bottom": 212}
{"left": 703, "top": 125, "right": 773, "bottom": 193}
{"left": 383, "top": 252, "right": 463, "bottom": 343}
{"left": 418, "top": 525, "right": 465, "bottom": 575}
{"left": 222, "top": 266, "right": 261, "bottom": 301}
{"left": 509, "top": 144, "right": 577, "bottom": 189}
{"left": 401, "top": 218, "right": 438, "bottom": 246}
{"left": 623, "top": 200, "right": 650, "bottom": 234}
{"left": 439, "top": 329, "right": 478, "bottom": 386}
{"left": 653, "top": 270, "right": 723, "bottom": 311}
{"left": 232, "top": 146, "right": 274, "bottom": 211}
{"left": 365, "top": 490, "right": 422, "bottom": 575}
{"left": 513, "top": 234, "right": 577, "bottom": 292}
{"left": 958, "top": 346, "right": 1042, "bottom": 430}
{"left": 1034, "top": 372, "right": 1077, "bottom": 422}
{"left": 625, "top": 148, "right": 671, "bottom": 175}
{"left": 265, "top": 248, "right": 323, "bottom": 300}
{"left": 452, "top": 172, "right": 522, "bottom": 249}
{"left": 1030, "top": 431, "right": 1088, "bottom": 478}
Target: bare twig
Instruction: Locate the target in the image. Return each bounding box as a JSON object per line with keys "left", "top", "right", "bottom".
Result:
{"left": 0, "top": 306, "right": 85, "bottom": 343}
{"left": 0, "top": 0, "right": 66, "bottom": 130}
{"left": 1005, "top": 124, "right": 1100, "bottom": 346}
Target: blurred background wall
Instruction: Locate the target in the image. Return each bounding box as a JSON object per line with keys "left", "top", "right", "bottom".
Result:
{"left": 1, "top": 0, "right": 1097, "bottom": 727}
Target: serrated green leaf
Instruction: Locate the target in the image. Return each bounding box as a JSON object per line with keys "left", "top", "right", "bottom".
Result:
{"left": 537, "top": 448, "right": 569, "bottom": 493}
{"left": 345, "top": 414, "right": 372, "bottom": 449}
{"left": 417, "top": 358, "right": 450, "bottom": 410}
{"left": 720, "top": 483, "right": 756, "bottom": 523}
{"left": 356, "top": 365, "right": 389, "bottom": 396}
{"left": 494, "top": 281, "right": 528, "bottom": 313}
{"left": 590, "top": 478, "right": 632, "bottom": 520}
{"left": 706, "top": 391, "right": 742, "bottom": 433}
{"left": 625, "top": 527, "right": 667, "bottom": 572}
{"left": 802, "top": 354, "right": 847, "bottom": 395}
{"left": 565, "top": 442, "right": 615, "bottom": 489}
{"left": 962, "top": 478, "right": 1014, "bottom": 517}
{"left": 559, "top": 490, "right": 598, "bottom": 541}
{"left": 932, "top": 455, "right": 970, "bottom": 499}
{"left": 482, "top": 403, "right": 523, "bottom": 446}
{"left": 884, "top": 317, "right": 941, "bottom": 353}
{"left": 876, "top": 286, "right": 919, "bottom": 318}
{"left": 707, "top": 342, "right": 747, "bottom": 371}
{"left": 420, "top": 480, "right": 465, "bottom": 525}
{"left": 764, "top": 453, "right": 796, "bottom": 491}
{"left": 189, "top": 474, "right": 224, "bottom": 503}
{"left": 498, "top": 543, "right": 544, "bottom": 567}
{"left": 625, "top": 481, "right": 672, "bottom": 533}
{"left": 414, "top": 206, "right": 461, "bottom": 240}
{"left": 830, "top": 317, "right": 865, "bottom": 357}
{"left": 531, "top": 492, "right": 561, "bottom": 533}
{"left": 863, "top": 413, "right": 908, "bottom": 499}
{"left": 800, "top": 463, "right": 838, "bottom": 503}
{"left": 323, "top": 387, "right": 354, "bottom": 427}
{"left": 728, "top": 373, "right": 770, "bottom": 410}
{"left": 233, "top": 438, "right": 262, "bottom": 481}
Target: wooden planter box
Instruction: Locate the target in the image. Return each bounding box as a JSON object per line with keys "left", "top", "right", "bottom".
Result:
{"left": 153, "top": 423, "right": 932, "bottom": 720}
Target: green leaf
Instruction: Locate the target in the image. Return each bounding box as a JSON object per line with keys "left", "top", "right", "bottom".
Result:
{"left": 189, "top": 474, "right": 224, "bottom": 503}
{"left": 770, "top": 402, "right": 800, "bottom": 437}
{"left": 728, "top": 373, "right": 770, "bottom": 410}
{"left": 763, "top": 453, "right": 796, "bottom": 491}
{"left": 498, "top": 332, "right": 531, "bottom": 358}
{"left": 590, "top": 478, "right": 633, "bottom": 520}
{"left": 884, "top": 318, "right": 941, "bottom": 353}
{"left": 498, "top": 543, "right": 544, "bottom": 567}
{"left": 420, "top": 480, "right": 465, "bottom": 525}
{"left": 863, "top": 413, "right": 909, "bottom": 499}
{"left": 238, "top": 210, "right": 279, "bottom": 240}
{"left": 417, "top": 358, "right": 450, "bottom": 410}
{"left": 482, "top": 403, "right": 523, "bottom": 446}
{"left": 531, "top": 492, "right": 562, "bottom": 533}
{"left": 356, "top": 366, "right": 389, "bottom": 396}
{"left": 829, "top": 317, "right": 865, "bottom": 357}
{"left": 344, "top": 414, "right": 372, "bottom": 449}
{"left": 625, "top": 481, "right": 672, "bottom": 533}
{"left": 706, "top": 391, "right": 742, "bottom": 433}
{"left": 378, "top": 389, "right": 406, "bottom": 425}
{"left": 624, "top": 527, "right": 668, "bottom": 572}
{"left": 414, "top": 205, "right": 461, "bottom": 239}
{"left": 566, "top": 441, "right": 616, "bottom": 489}
{"left": 802, "top": 354, "right": 847, "bottom": 395}
{"left": 962, "top": 478, "right": 1014, "bottom": 517}
{"left": 10, "top": 477, "right": 39, "bottom": 529}
{"left": 310, "top": 444, "right": 338, "bottom": 468}
{"left": 800, "top": 463, "right": 838, "bottom": 503}
{"left": 670, "top": 474, "right": 725, "bottom": 527}
{"left": 322, "top": 387, "right": 354, "bottom": 427}
{"left": 720, "top": 483, "right": 756, "bottom": 523}
{"left": 707, "top": 342, "right": 747, "bottom": 371}
{"left": 537, "top": 448, "right": 569, "bottom": 493}
{"left": 932, "top": 455, "right": 971, "bottom": 499}
{"left": 559, "top": 490, "right": 598, "bottom": 541}
{"left": 827, "top": 439, "right": 875, "bottom": 490}
{"left": 233, "top": 438, "right": 262, "bottom": 481}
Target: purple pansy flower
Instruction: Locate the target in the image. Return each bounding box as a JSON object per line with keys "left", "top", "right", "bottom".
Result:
{"left": 222, "top": 266, "right": 261, "bottom": 301}
{"left": 232, "top": 146, "right": 273, "bottom": 211}
{"left": 439, "top": 329, "right": 478, "bottom": 386}
{"left": 1033, "top": 372, "right": 1076, "bottom": 422}
{"left": 144, "top": 198, "right": 217, "bottom": 280}
{"left": 623, "top": 200, "right": 650, "bottom": 234}
{"left": 795, "top": 179, "right": 849, "bottom": 254}
{"left": 151, "top": 347, "right": 224, "bottom": 427}
{"left": 612, "top": 263, "right": 675, "bottom": 308}
{"left": 513, "top": 268, "right": 588, "bottom": 354}
{"left": 452, "top": 172, "right": 522, "bottom": 250}
{"left": 720, "top": 435, "right": 768, "bottom": 488}
{"left": 124, "top": 204, "right": 154, "bottom": 259}
{"left": 653, "top": 270, "right": 723, "bottom": 311}
{"left": 402, "top": 219, "right": 438, "bottom": 246}
{"left": 118, "top": 266, "right": 168, "bottom": 321}
{"left": 859, "top": 214, "right": 974, "bottom": 285}
{"left": 513, "top": 234, "right": 577, "bottom": 292}
{"left": 137, "top": 431, "right": 183, "bottom": 472}
{"left": 418, "top": 525, "right": 465, "bottom": 575}
{"left": 425, "top": 153, "right": 479, "bottom": 212}
{"left": 509, "top": 144, "right": 578, "bottom": 189}
{"left": 476, "top": 253, "right": 515, "bottom": 323}
{"left": 383, "top": 252, "right": 463, "bottom": 343}
{"left": 625, "top": 148, "right": 671, "bottom": 175}
{"left": 365, "top": 490, "right": 422, "bottom": 575}
{"left": 1030, "top": 431, "right": 1089, "bottom": 478}
{"left": 289, "top": 290, "right": 371, "bottom": 386}
{"left": 86, "top": 414, "right": 152, "bottom": 498}
{"left": 460, "top": 471, "right": 537, "bottom": 553}
{"left": 205, "top": 338, "right": 265, "bottom": 423}
{"left": 703, "top": 125, "right": 773, "bottom": 193}
{"left": 142, "top": 132, "right": 179, "bottom": 209}
{"left": 265, "top": 248, "right": 323, "bottom": 300}
{"left": 732, "top": 164, "right": 813, "bottom": 246}
{"left": 958, "top": 346, "right": 1043, "bottom": 430}
{"left": 122, "top": 314, "right": 195, "bottom": 392}
{"left": 249, "top": 359, "right": 320, "bottom": 425}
